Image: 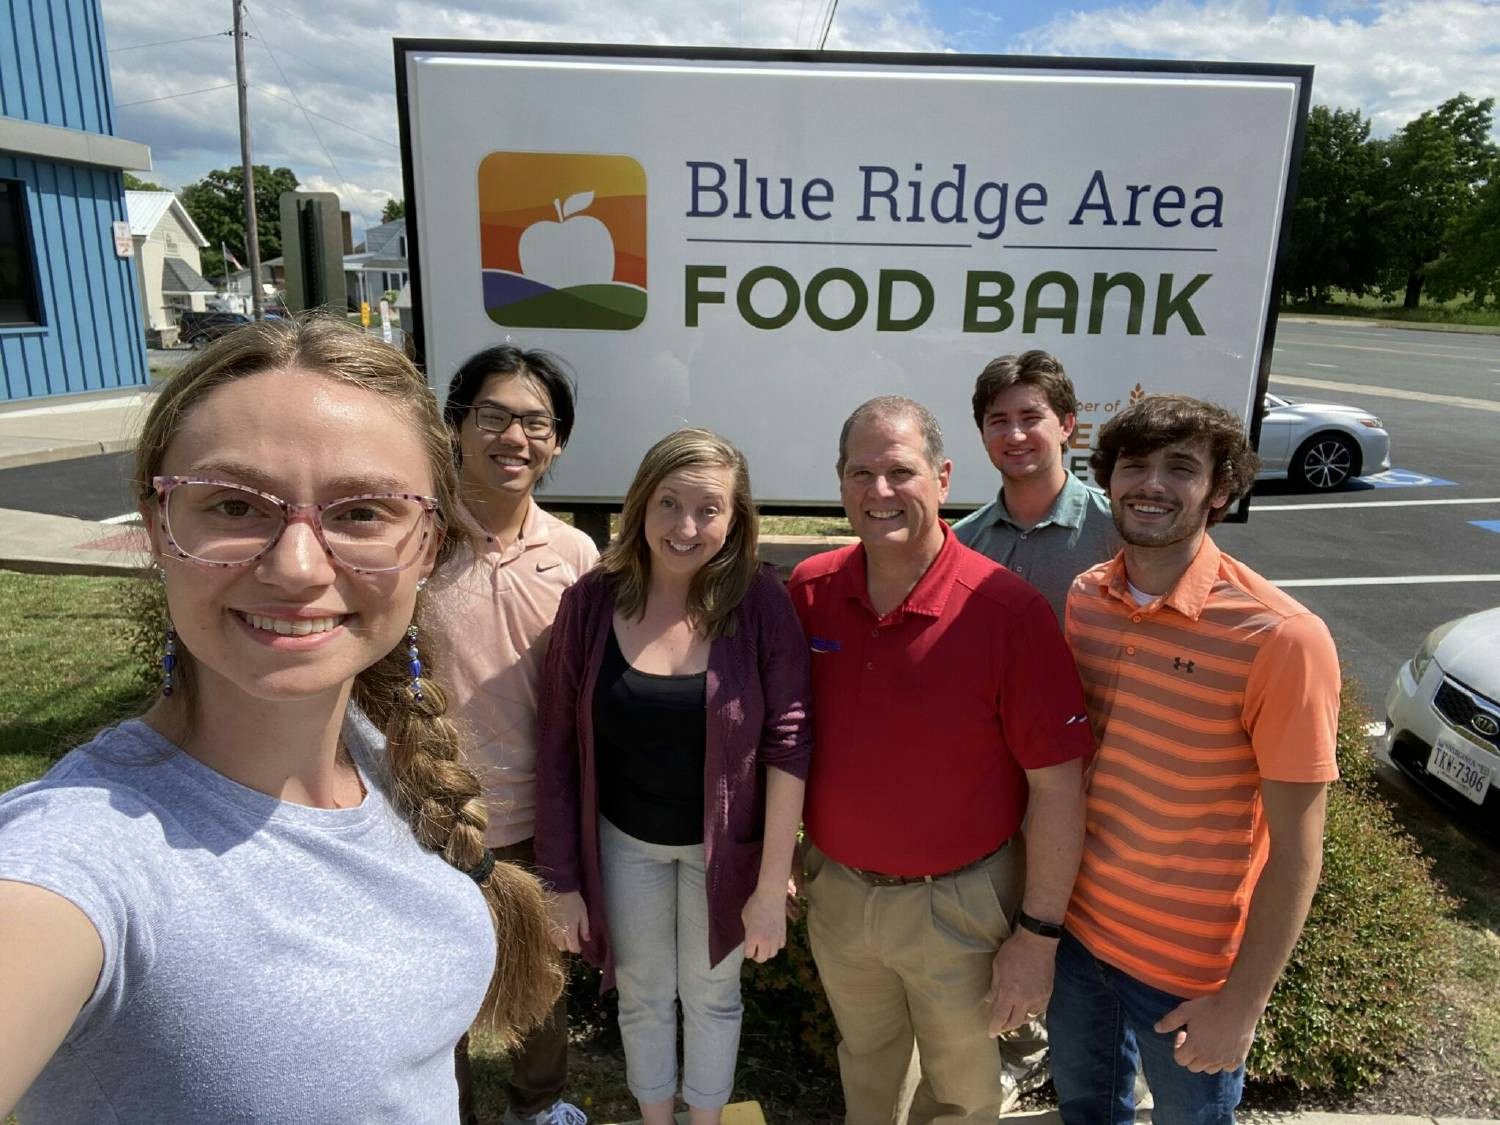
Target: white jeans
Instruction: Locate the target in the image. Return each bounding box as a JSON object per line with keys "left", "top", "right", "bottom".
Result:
{"left": 599, "top": 816, "right": 746, "bottom": 1109}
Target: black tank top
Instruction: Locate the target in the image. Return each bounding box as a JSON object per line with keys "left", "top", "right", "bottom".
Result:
{"left": 593, "top": 626, "right": 708, "bottom": 846}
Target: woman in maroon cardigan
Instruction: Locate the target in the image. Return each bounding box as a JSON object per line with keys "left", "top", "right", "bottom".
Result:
{"left": 534, "top": 429, "right": 811, "bottom": 1125}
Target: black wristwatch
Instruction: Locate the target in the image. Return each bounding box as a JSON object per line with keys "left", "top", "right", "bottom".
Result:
{"left": 1016, "top": 910, "right": 1064, "bottom": 939}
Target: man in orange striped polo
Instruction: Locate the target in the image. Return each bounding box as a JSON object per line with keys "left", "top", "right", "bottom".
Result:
{"left": 1050, "top": 394, "right": 1340, "bottom": 1125}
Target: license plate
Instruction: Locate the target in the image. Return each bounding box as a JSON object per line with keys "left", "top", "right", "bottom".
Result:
{"left": 1427, "top": 731, "right": 1495, "bottom": 804}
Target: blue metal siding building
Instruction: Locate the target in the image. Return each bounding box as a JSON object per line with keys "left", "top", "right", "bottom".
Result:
{"left": 0, "top": 0, "right": 151, "bottom": 401}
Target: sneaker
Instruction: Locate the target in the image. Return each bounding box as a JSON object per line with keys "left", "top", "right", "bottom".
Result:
{"left": 502, "top": 1101, "right": 588, "bottom": 1125}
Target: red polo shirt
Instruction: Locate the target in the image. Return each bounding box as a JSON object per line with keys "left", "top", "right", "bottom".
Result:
{"left": 788, "top": 525, "right": 1093, "bottom": 876}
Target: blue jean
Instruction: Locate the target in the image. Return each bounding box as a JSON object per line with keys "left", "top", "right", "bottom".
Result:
{"left": 599, "top": 816, "right": 745, "bottom": 1110}
{"left": 1049, "top": 931, "right": 1245, "bottom": 1125}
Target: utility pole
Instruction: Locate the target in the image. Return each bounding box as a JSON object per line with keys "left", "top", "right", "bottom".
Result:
{"left": 233, "top": 0, "right": 263, "bottom": 320}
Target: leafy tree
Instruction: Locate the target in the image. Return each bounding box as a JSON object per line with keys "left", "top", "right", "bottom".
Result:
{"left": 1284, "top": 106, "right": 1386, "bottom": 301}
{"left": 381, "top": 197, "right": 405, "bottom": 223}
{"left": 123, "top": 172, "right": 166, "bottom": 192}
{"left": 1426, "top": 151, "right": 1500, "bottom": 307}
{"left": 179, "top": 165, "right": 300, "bottom": 280}
{"left": 1375, "top": 93, "right": 1496, "bottom": 308}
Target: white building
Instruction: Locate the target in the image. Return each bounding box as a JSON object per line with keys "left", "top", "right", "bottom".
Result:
{"left": 125, "top": 190, "right": 214, "bottom": 339}
{"left": 344, "top": 218, "right": 408, "bottom": 310}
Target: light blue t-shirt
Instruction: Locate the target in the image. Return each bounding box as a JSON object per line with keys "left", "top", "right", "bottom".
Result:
{"left": 0, "top": 710, "right": 495, "bottom": 1124}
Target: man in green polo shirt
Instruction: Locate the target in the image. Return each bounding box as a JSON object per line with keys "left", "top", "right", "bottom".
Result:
{"left": 952, "top": 350, "right": 1122, "bottom": 1107}
{"left": 953, "top": 350, "right": 1121, "bottom": 623}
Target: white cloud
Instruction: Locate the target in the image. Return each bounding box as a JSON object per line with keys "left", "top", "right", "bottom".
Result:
{"left": 103, "top": 0, "right": 945, "bottom": 209}
{"left": 101, "top": 0, "right": 1497, "bottom": 220}
{"left": 1014, "top": 0, "right": 1500, "bottom": 136}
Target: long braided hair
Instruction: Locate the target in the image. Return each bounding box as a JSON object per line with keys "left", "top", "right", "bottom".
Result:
{"left": 133, "top": 315, "right": 562, "bottom": 1044}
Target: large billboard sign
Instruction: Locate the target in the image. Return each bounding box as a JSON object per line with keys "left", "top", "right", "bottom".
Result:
{"left": 397, "top": 43, "right": 1311, "bottom": 508}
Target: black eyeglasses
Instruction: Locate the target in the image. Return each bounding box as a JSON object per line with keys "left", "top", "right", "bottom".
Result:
{"left": 472, "top": 405, "right": 560, "bottom": 439}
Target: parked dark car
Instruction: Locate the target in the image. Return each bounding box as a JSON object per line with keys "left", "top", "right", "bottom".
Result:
{"left": 175, "top": 310, "right": 252, "bottom": 348}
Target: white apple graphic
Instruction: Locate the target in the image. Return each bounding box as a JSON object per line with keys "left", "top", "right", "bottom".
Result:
{"left": 517, "top": 191, "right": 616, "bottom": 290}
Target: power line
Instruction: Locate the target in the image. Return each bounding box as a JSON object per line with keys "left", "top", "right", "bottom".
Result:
{"left": 117, "top": 82, "right": 236, "bottom": 108}
{"left": 109, "top": 31, "right": 229, "bottom": 52}
{"left": 818, "top": 0, "right": 840, "bottom": 49}
{"left": 251, "top": 85, "right": 398, "bottom": 149}
{"left": 242, "top": 5, "right": 376, "bottom": 230}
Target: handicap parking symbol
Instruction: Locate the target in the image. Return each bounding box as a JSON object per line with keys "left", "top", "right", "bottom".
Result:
{"left": 1361, "top": 468, "right": 1457, "bottom": 489}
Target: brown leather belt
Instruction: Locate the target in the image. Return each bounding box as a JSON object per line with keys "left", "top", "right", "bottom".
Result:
{"left": 842, "top": 840, "right": 1008, "bottom": 887}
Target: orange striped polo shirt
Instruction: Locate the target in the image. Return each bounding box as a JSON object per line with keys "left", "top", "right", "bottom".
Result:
{"left": 1063, "top": 536, "right": 1340, "bottom": 998}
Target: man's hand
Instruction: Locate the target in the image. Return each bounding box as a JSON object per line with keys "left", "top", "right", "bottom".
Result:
{"left": 547, "top": 890, "right": 590, "bottom": 954}
{"left": 1154, "top": 992, "right": 1262, "bottom": 1073}
{"left": 984, "top": 929, "right": 1057, "bottom": 1036}
{"left": 742, "top": 886, "right": 789, "bottom": 963}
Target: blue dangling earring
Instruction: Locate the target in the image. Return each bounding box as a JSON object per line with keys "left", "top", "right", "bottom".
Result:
{"left": 406, "top": 624, "right": 423, "bottom": 703}
{"left": 162, "top": 626, "right": 178, "bottom": 697}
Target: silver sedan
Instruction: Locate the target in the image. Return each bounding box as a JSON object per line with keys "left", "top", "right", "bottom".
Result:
{"left": 1255, "top": 393, "right": 1392, "bottom": 491}
{"left": 1382, "top": 609, "right": 1500, "bottom": 823}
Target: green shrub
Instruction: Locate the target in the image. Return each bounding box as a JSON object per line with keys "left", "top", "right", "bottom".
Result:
{"left": 1248, "top": 678, "right": 1456, "bottom": 1089}
{"left": 741, "top": 914, "right": 839, "bottom": 1069}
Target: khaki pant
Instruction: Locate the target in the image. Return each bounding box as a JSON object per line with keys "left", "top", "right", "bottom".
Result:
{"left": 804, "top": 841, "right": 1030, "bottom": 1125}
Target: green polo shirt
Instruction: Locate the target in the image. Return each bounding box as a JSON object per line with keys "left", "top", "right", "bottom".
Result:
{"left": 951, "top": 472, "right": 1122, "bottom": 622}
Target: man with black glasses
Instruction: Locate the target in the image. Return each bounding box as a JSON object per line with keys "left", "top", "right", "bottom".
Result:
{"left": 427, "top": 346, "right": 596, "bottom": 1125}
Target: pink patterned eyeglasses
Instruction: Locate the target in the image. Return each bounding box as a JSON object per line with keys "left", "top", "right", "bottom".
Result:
{"left": 152, "top": 476, "right": 439, "bottom": 574}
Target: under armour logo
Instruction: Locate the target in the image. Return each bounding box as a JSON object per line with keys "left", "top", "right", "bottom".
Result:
{"left": 1173, "top": 657, "right": 1196, "bottom": 674}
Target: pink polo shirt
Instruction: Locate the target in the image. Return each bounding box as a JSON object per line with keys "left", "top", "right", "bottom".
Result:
{"left": 424, "top": 502, "right": 598, "bottom": 847}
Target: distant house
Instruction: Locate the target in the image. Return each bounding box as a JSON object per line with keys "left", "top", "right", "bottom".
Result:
{"left": 0, "top": 0, "right": 150, "bottom": 401}
{"left": 224, "top": 257, "right": 287, "bottom": 312}
{"left": 344, "top": 218, "right": 408, "bottom": 310}
{"left": 125, "top": 190, "right": 215, "bottom": 337}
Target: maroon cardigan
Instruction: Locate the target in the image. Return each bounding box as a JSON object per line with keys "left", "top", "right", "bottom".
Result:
{"left": 534, "top": 565, "right": 813, "bottom": 987}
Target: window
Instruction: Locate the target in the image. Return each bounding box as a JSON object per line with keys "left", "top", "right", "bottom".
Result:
{"left": 0, "top": 179, "right": 43, "bottom": 327}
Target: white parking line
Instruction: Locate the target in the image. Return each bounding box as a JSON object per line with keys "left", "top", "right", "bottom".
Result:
{"left": 100, "top": 512, "right": 140, "bottom": 525}
{"left": 1306, "top": 362, "right": 1339, "bottom": 368}
{"left": 1270, "top": 373, "right": 1500, "bottom": 414}
{"left": 1256, "top": 496, "right": 1500, "bottom": 511}
{"left": 1363, "top": 721, "right": 1387, "bottom": 738}
{"left": 1271, "top": 575, "right": 1500, "bottom": 587}
{"left": 1288, "top": 338, "right": 1493, "bottom": 361}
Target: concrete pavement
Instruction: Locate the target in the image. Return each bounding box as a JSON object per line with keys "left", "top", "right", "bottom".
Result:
{"left": 0, "top": 387, "right": 152, "bottom": 575}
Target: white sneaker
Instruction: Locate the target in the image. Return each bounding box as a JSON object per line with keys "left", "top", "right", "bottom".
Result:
{"left": 503, "top": 1101, "right": 588, "bottom": 1125}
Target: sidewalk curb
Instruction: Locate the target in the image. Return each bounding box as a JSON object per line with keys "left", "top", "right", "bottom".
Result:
{"left": 1279, "top": 313, "right": 1500, "bottom": 337}
{"left": 0, "top": 508, "right": 147, "bottom": 578}
{"left": 0, "top": 437, "right": 134, "bottom": 472}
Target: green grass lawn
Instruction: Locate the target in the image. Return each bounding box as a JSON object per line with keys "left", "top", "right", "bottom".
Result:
{"left": 0, "top": 571, "right": 149, "bottom": 793}
{"left": 1283, "top": 291, "right": 1500, "bottom": 330}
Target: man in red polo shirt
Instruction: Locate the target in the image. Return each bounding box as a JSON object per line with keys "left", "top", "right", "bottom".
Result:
{"left": 788, "top": 396, "right": 1093, "bottom": 1125}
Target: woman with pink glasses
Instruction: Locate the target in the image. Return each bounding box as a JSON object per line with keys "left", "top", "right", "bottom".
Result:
{"left": 0, "top": 317, "right": 558, "bottom": 1123}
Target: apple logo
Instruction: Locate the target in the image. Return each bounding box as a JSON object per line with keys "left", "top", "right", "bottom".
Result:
{"left": 517, "top": 191, "right": 616, "bottom": 290}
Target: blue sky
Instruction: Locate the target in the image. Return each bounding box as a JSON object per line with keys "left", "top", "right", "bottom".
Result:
{"left": 100, "top": 0, "right": 1499, "bottom": 238}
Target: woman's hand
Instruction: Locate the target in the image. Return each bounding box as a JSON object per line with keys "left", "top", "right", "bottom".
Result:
{"left": 547, "top": 891, "right": 590, "bottom": 954}
{"left": 741, "top": 885, "right": 789, "bottom": 963}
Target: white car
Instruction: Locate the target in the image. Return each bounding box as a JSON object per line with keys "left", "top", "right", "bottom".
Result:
{"left": 1256, "top": 393, "right": 1391, "bottom": 490}
{"left": 1383, "top": 608, "right": 1500, "bottom": 818}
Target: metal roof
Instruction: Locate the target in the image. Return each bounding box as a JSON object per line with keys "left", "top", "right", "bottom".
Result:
{"left": 161, "top": 257, "right": 217, "bottom": 294}
{"left": 125, "top": 191, "right": 209, "bottom": 247}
